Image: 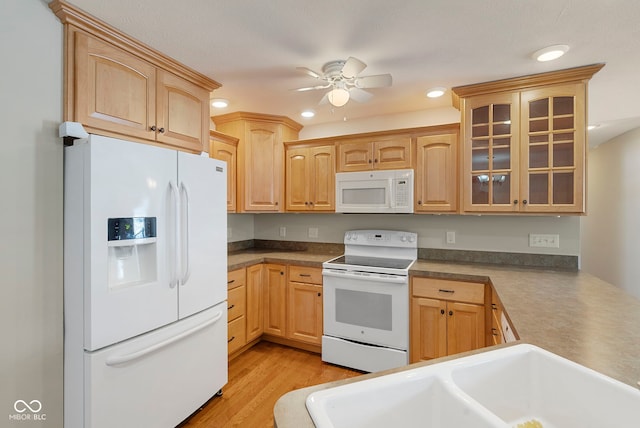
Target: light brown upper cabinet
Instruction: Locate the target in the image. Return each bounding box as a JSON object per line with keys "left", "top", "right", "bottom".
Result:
{"left": 51, "top": 1, "right": 220, "bottom": 153}
{"left": 212, "top": 112, "right": 302, "bottom": 212}
{"left": 285, "top": 144, "right": 335, "bottom": 211}
{"left": 337, "top": 137, "right": 412, "bottom": 172}
{"left": 453, "top": 64, "right": 603, "bottom": 214}
{"left": 209, "top": 130, "right": 239, "bottom": 212}
{"left": 414, "top": 126, "right": 459, "bottom": 213}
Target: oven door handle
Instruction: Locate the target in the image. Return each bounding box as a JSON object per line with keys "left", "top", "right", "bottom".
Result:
{"left": 322, "top": 270, "right": 408, "bottom": 284}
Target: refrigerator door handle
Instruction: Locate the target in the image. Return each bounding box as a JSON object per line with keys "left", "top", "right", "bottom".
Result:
{"left": 179, "top": 182, "right": 191, "bottom": 286}
{"left": 168, "top": 181, "right": 179, "bottom": 288}
{"left": 105, "top": 310, "right": 224, "bottom": 366}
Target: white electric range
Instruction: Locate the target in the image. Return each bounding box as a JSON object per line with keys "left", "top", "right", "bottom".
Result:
{"left": 322, "top": 230, "right": 417, "bottom": 372}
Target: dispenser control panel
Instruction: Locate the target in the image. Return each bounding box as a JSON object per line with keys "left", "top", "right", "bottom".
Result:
{"left": 108, "top": 217, "right": 156, "bottom": 241}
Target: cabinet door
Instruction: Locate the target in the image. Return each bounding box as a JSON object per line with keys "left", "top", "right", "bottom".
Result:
{"left": 263, "top": 264, "right": 287, "bottom": 337}
{"left": 520, "top": 83, "right": 585, "bottom": 213}
{"left": 310, "top": 145, "right": 335, "bottom": 211}
{"left": 446, "top": 302, "right": 485, "bottom": 356}
{"left": 210, "top": 140, "right": 237, "bottom": 212}
{"left": 463, "top": 92, "right": 520, "bottom": 212}
{"left": 246, "top": 264, "right": 264, "bottom": 342}
{"left": 74, "top": 33, "right": 156, "bottom": 140}
{"left": 415, "top": 133, "right": 458, "bottom": 212}
{"left": 156, "top": 70, "right": 209, "bottom": 153}
{"left": 287, "top": 282, "right": 323, "bottom": 345}
{"left": 410, "top": 297, "right": 447, "bottom": 362}
{"left": 285, "top": 147, "right": 311, "bottom": 211}
{"left": 244, "top": 122, "right": 283, "bottom": 211}
{"left": 373, "top": 138, "right": 412, "bottom": 169}
{"left": 337, "top": 141, "right": 373, "bottom": 171}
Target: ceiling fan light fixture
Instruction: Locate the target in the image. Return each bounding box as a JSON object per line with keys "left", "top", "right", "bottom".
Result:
{"left": 426, "top": 87, "right": 446, "bottom": 98}
{"left": 211, "top": 98, "right": 229, "bottom": 108}
{"left": 301, "top": 110, "right": 315, "bottom": 118}
{"left": 327, "top": 88, "right": 350, "bottom": 107}
{"left": 532, "top": 44, "right": 569, "bottom": 62}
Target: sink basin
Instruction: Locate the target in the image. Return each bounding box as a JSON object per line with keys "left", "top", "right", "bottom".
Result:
{"left": 306, "top": 344, "right": 640, "bottom": 428}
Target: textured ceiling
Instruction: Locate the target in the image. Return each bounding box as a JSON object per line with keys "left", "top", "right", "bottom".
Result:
{"left": 66, "top": 0, "right": 640, "bottom": 146}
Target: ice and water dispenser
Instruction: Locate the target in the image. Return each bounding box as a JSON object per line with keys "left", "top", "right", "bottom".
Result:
{"left": 107, "top": 217, "right": 158, "bottom": 289}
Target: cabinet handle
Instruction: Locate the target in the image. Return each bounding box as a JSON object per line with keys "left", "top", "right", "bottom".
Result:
{"left": 228, "top": 279, "right": 235, "bottom": 284}
{"left": 150, "top": 125, "right": 157, "bottom": 131}
{"left": 275, "top": 201, "right": 279, "bottom": 206}
{"left": 305, "top": 201, "right": 309, "bottom": 205}
{"left": 228, "top": 304, "right": 235, "bottom": 310}
{"left": 228, "top": 336, "right": 235, "bottom": 343}
{"left": 491, "top": 303, "right": 497, "bottom": 310}
{"left": 513, "top": 199, "right": 518, "bottom": 205}
{"left": 440, "top": 309, "right": 445, "bottom": 315}
{"left": 522, "top": 199, "right": 528, "bottom": 205}
{"left": 309, "top": 201, "right": 314, "bottom": 205}
{"left": 438, "top": 289, "right": 455, "bottom": 294}
{"left": 368, "top": 159, "right": 372, "bottom": 163}
{"left": 317, "top": 292, "right": 321, "bottom": 297}
{"left": 374, "top": 158, "right": 378, "bottom": 163}
{"left": 418, "top": 200, "right": 422, "bottom": 205}
{"left": 492, "top": 328, "right": 499, "bottom": 336}
{"left": 158, "top": 127, "right": 165, "bottom": 133}
{"left": 280, "top": 271, "right": 284, "bottom": 275}
{"left": 299, "top": 274, "right": 311, "bottom": 277}
{"left": 449, "top": 310, "right": 453, "bottom": 316}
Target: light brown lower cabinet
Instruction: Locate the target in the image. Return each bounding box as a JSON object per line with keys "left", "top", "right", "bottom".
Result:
{"left": 263, "top": 263, "right": 287, "bottom": 337}
{"left": 227, "top": 268, "right": 247, "bottom": 355}
{"left": 287, "top": 266, "right": 323, "bottom": 345}
{"left": 245, "top": 264, "right": 264, "bottom": 342}
{"left": 410, "top": 277, "right": 486, "bottom": 363}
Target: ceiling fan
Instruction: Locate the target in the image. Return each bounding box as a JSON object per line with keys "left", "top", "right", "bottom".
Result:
{"left": 294, "top": 57, "right": 392, "bottom": 107}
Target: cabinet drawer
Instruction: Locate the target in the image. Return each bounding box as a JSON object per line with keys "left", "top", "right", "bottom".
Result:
{"left": 412, "top": 277, "right": 484, "bottom": 304}
{"left": 228, "top": 316, "right": 247, "bottom": 355}
{"left": 227, "top": 268, "right": 246, "bottom": 290}
{"left": 288, "top": 265, "right": 322, "bottom": 285}
{"left": 228, "top": 285, "right": 246, "bottom": 321}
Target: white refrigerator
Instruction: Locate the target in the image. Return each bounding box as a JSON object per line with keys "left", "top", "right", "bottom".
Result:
{"left": 64, "top": 134, "right": 228, "bottom": 428}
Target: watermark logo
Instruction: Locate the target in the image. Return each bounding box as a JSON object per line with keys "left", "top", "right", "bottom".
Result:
{"left": 9, "top": 400, "right": 46, "bottom": 422}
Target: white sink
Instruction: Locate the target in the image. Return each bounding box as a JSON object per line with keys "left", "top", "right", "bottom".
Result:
{"left": 306, "top": 344, "right": 640, "bottom": 428}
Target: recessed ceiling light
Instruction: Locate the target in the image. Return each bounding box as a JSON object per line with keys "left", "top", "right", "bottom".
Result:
{"left": 301, "top": 110, "right": 315, "bottom": 118}
{"left": 532, "top": 45, "right": 569, "bottom": 62}
{"left": 211, "top": 98, "right": 229, "bottom": 108}
{"left": 426, "top": 87, "right": 446, "bottom": 98}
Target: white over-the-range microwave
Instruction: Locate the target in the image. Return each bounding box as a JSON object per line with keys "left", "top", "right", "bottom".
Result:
{"left": 335, "top": 169, "right": 414, "bottom": 213}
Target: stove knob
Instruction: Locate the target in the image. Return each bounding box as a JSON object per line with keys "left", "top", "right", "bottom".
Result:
{"left": 408, "top": 235, "right": 416, "bottom": 243}
{"left": 400, "top": 235, "right": 407, "bottom": 242}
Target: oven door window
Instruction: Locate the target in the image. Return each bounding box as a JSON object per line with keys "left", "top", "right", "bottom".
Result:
{"left": 336, "top": 289, "right": 392, "bottom": 331}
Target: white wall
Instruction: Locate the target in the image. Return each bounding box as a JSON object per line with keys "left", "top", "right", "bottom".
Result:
{"left": 0, "top": 1, "right": 64, "bottom": 426}
{"left": 581, "top": 127, "right": 640, "bottom": 299}
{"left": 230, "top": 213, "right": 581, "bottom": 256}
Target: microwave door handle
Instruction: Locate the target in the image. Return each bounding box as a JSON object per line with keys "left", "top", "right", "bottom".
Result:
{"left": 388, "top": 177, "right": 395, "bottom": 208}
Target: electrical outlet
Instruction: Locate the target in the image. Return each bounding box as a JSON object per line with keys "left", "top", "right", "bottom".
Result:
{"left": 529, "top": 234, "right": 560, "bottom": 248}
{"left": 446, "top": 231, "right": 456, "bottom": 244}
{"left": 279, "top": 226, "right": 286, "bottom": 237}
{"left": 308, "top": 227, "right": 319, "bottom": 238}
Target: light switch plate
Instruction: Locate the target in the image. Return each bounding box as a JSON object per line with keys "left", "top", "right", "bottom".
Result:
{"left": 529, "top": 234, "right": 560, "bottom": 248}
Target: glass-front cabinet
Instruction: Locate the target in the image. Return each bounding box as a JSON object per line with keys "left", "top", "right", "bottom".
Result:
{"left": 456, "top": 64, "right": 602, "bottom": 214}
{"left": 464, "top": 93, "right": 520, "bottom": 212}
{"left": 520, "top": 84, "right": 585, "bottom": 212}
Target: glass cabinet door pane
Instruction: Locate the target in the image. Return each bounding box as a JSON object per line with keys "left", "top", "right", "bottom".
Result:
{"left": 553, "top": 172, "right": 574, "bottom": 204}
{"left": 529, "top": 173, "right": 549, "bottom": 204}
{"left": 471, "top": 175, "right": 490, "bottom": 204}
{"left": 529, "top": 98, "right": 549, "bottom": 118}
{"left": 472, "top": 147, "right": 489, "bottom": 171}
{"left": 553, "top": 143, "right": 574, "bottom": 167}
{"left": 492, "top": 174, "right": 511, "bottom": 204}
{"left": 493, "top": 104, "right": 511, "bottom": 123}
{"left": 553, "top": 96, "right": 574, "bottom": 115}
{"left": 493, "top": 147, "right": 511, "bottom": 169}
{"left": 472, "top": 106, "right": 489, "bottom": 125}
{"left": 529, "top": 145, "right": 549, "bottom": 168}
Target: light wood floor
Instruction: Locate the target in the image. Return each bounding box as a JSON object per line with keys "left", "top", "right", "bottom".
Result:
{"left": 178, "top": 341, "right": 362, "bottom": 427}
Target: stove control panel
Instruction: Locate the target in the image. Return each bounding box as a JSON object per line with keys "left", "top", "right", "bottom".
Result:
{"left": 344, "top": 230, "right": 417, "bottom": 248}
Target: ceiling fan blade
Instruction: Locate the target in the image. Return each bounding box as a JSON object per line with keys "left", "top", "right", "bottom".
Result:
{"left": 349, "top": 88, "right": 373, "bottom": 103}
{"left": 292, "top": 84, "right": 331, "bottom": 92}
{"left": 296, "top": 66, "right": 322, "bottom": 79}
{"left": 355, "top": 74, "right": 393, "bottom": 89}
{"left": 341, "top": 57, "right": 367, "bottom": 78}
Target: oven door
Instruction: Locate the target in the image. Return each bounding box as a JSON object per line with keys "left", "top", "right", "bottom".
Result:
{"left": 322, "top": 268, "right": 408, "bottom": 350}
